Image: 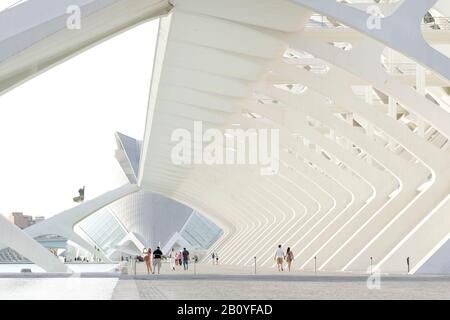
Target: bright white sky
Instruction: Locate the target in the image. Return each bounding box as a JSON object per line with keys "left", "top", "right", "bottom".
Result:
{"left": 0, "top": 19, "right": 159, "bottom": 218}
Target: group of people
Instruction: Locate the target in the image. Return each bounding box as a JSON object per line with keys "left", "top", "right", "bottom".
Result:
{"left": 173, "top": 248, "right": 191, "bottom": 270}
{"left": 141, "top": 244, "right": 295, "bottom": 274}
{"left": 143, "top": 246, "right": 164, "bottom": 274}
{"left": 274, "top": 245, "right": 295, "bottom": 272}
{"left": 210, "top": 252, "right": 219, "bottom": 265}
{"left": 142, "top": 247, "right": 191, "bottom": 274}
{"left": 71, "top": 256, "right": 90, "bottom": 263}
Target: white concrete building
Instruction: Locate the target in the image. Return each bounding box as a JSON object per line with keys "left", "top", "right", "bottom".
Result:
{"left": 0, "top": 131, "right": 222, "bottom": 266}
{"left": 0, "top": 0, "right": 449, "bottom": 274}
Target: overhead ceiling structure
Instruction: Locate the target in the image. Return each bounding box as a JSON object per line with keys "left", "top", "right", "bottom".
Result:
{"left": 137, "top": 0, "right": 450, "bottom": 274}
{"left": 0, "top": 0, "right": 171, "bottom": 95}
{"left": 1, "top": 0, "right": 450, "bottom": 274}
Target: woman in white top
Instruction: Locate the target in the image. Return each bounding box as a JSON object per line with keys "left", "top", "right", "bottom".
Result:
{"left": 170, "top": 248, "right": 176, "bottom": 271}
{"left": 274, "top": 245, "right": 284, "bottom": 271}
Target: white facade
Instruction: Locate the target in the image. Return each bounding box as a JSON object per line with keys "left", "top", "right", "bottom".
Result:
{"left": 110, "top": 191, "right": 193, "bottom": 249}
{"left": 113, "top": 132, "right": 197, "bottom": 249}
{"left": 0, "top": 130, "right": 221, "bottom": 269}
{"left": 0, "top": 0, "right": 450, "bottom": 274}
{"left": 137, "top": 0, "right": 450, "bottom": 274}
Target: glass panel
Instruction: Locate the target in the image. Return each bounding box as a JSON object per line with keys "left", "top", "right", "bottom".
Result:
{"left": 180, "top": 211, "right": 223, "bottom": 250}
{"left": 77, "top": 208, "right": 127, "bottom": 255}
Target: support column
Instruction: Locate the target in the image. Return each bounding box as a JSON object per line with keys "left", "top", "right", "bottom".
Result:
{"left": 366, "top": 124, "right": 374, "bottom": 165}
{"left": 0, "top": 215, "right": 69, "bottom": 273}
{"left": 416, "top": 65, "right": 427, "bottom": 137}
{"left": 386, "top": 48, "right": 398, "bottom": 151}
{"left": 329, "top": 129, "right": 337, "bottom": 164}
{"left": 365, "top": 87, "right": 374, "bottom": 165}
{"left": 388, "top": 98, "right": 398, "bottom": 119}
{"left": 346, "top": 112, "right": 354, "bottom": 153}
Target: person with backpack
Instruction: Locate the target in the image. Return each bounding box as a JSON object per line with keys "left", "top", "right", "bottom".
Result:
{"left": 152, "top": 246, "right": 163, "bottom": 274}
{"left": 182, "top": 248, "right": 190, "bottom": 271}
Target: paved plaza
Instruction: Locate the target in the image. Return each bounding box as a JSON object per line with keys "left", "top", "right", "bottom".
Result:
{"left": 1, "top": 263, "right": 450, "bottom": 299}
{"left": 111, "top": 263, "right": 450, "bottom": 300}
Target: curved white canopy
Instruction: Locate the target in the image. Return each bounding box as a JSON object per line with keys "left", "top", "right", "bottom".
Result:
{"left": 1, "top": 0, "right": 449, "bottom": 274}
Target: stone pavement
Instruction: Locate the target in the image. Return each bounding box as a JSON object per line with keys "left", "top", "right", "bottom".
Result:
{"left": 2, "top": 262, "right": 450, "bottom": 299}
{"left": 111, "top": 262, "right": 450, "bottom": 300}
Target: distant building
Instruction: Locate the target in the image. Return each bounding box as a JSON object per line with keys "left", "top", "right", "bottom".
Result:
{"left": 8, "top": 212, "right": 45, "bottom": 229}
{"left": 110, "top": 132, "right": 223, "bottom": 253}
{"left": 9, "top": 212, "right": 32, "bottom": 229}
{"left": 33, "top": 216, "right": 45, "bottom": 224}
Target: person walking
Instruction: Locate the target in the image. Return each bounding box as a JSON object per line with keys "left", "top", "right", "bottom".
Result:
{"left": 215, "top": 253, "right": 219, "bottom": 265}
{"left": 182, "top": 248, "right": 190, "bottom": 271}
{"left": 143, "top": 248, "right": 152, "bottom": 274}
{"left": 170, "top": 248, "right": 176, "bottom": 271}
{"left": 285, "top": 247, "right": 294, "bottom": 272}
{"left": 211, "top": 252, "right": 215, "bottom": 264}
{"left": 274, "top": 245, "right": 284, "bottom": 271}
{"left": 152, "top": 246, "right": 163, "bottom": 274}
{"left": 175, "top": 251, "right": 181, "bottom": 267}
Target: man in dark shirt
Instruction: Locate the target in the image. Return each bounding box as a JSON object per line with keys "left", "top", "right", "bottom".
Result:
{"left": 182, "top": 248, "right": 190, "bottom": 271}
{"left": 152, "top": 246, "right": 163, "bottom": 274}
